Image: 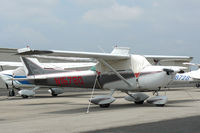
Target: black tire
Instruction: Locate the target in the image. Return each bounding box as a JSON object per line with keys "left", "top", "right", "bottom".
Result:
{"left": 51, "top": 93, "right": 58, "bottom": 97}
{"left": 8, "top": 91, "right": 12, "bottom": 96}
{"left": 196, "top": 83, "right": 200, "bottom": 88}
{"left": 21, "top": 95, "right": 28, "bottom": 98}
{"left": 8, "top": 90, "right": 15, "bottom": 97}
{"left": 156, "top": 104, "right": 165, "bottom": 107}
{"left": 135, "top": 101, "right": 144, "bottom": 104}
{"left": 11, "top": 89, "right": 15, "bottom": 96}
{"left": 99, "top": 104, "right": 110, "bottom": 108}
{"left": 50, "top": 89, "right": 58, "bottom": 97}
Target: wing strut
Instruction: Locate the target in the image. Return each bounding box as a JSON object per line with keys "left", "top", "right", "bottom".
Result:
{"left": 99, "top": 59, "right": 133, "bottom": 88}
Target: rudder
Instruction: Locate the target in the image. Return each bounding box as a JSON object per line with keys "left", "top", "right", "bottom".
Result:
{"left": 20, "top": 57, "right": 44, "bottom": 76}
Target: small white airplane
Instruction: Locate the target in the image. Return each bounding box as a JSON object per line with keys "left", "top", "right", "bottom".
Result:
{"left": 168, "top": 63, "right": 200, "bottom": 88}
{"left": 13, "top": 47, "right": 189, "bottom": 107}
{"left": 0, "top": 61, "right": 96, "bottom": 98}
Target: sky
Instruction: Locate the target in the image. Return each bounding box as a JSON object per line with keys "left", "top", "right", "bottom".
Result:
{"left": 0, "top": 0, "right": 200, "bottom": 62}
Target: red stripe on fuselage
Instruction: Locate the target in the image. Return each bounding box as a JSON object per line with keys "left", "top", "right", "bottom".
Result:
{"left": 139, "top": 71, "right": 162, "bottom": 76}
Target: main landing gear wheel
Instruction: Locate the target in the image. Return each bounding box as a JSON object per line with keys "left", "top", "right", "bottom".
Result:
{"left": 21, "top": 95, "right": 28, "bottom": 99}
{"left": 156, "top": 104, "right": 165, "bottom": 107}
{"left": 196, "top": 83, "right": 200, "bottom": 88}
{"left": 49, "top": 88, "right": 58, "bottom": 97}
{"left": 99, "top": 104, "right": 110, "bottom": 108}
{"left": 52, "top": 93, "right": 58, "bottom": 97}
{"left": 135, "top": 101, "right": 144, "bottom": 104}
{"left": 51, "top": 90, "right": 58, "bottom": 97}
{"left": 8, "top": 89, "right": 15, "bottom": 97}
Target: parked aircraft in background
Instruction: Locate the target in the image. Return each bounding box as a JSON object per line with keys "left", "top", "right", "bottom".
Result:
{"left": 14, "top": 47, "right": 189, "bottom": 107}
{"left": 168, "top": 63, "right": 200, "bottom": 88}
{"left": 0, "top": 61, "right": 95, "bottom": 97}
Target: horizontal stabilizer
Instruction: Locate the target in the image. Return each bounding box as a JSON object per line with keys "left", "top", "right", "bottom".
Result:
{"left": 183, "top": 63, "right": 200, "bottom": 68}
{"left": 0, "top": 62, "right": 22, "bottom": 67}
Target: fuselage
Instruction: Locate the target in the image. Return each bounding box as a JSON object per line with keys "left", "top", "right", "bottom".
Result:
{"left": 25, "top": 65, "right": 174, "bottom": 91}
{"left": 2, "top": 68, "right": 199, "bottom": 91}
{"left": 0, "top": 66, "right": 178, "bottom": 92}
{"left": 0, "top": 55, "right": 189, "bottom": 91}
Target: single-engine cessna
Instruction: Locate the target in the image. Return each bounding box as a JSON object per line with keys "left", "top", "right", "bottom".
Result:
{"left": 15, "top": 47, "right": 188, "bottom": 107}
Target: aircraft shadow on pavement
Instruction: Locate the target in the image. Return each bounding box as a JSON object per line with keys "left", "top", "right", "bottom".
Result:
{"left": 21, "top": 102, "right": 73, "bottom": 106}
{"left": 44, "top": 101, "right": 189, "bottom": 115}
{"left": 192, "top": 90, "right": 200, "bottom": 92}
{"left": 0, "top": 119, "right": 5, "bottom": 121}
{"left": 168, "top": 99, "right": 200, "bottom": 104}
{"left": 1, "top": 93, "right": 124, "bottom": 101}
{"left": 83, "top": 115, "right": 200, "bottom": 133}
{"left": 34, "top": 93, "right": 92, "bottom": 98}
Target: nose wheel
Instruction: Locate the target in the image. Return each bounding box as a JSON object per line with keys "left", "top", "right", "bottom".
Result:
{"left": 8, "top": 89, "right": 15, "bottom": 96}
{"left": 6, "top": 84, "right": 15, "bottom": 97}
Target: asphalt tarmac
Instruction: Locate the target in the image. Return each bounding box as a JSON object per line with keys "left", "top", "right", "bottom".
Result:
{"left": 0, "top": 87, "right": 200, "bottom": 133}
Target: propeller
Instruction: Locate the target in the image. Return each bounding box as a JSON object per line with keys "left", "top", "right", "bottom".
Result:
{"left": 163, "top": 68, "right": 174, "bottom": 75}
{"left": 0, "top": 65, "right": 8, "bottom": 88}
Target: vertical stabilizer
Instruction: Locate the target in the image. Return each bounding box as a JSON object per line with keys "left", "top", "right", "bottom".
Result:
{"left": 111, "top": 47, "right": 130, "bottom": 55}
{"left": 20, "top": 57, "right": 44, "bottom": 76}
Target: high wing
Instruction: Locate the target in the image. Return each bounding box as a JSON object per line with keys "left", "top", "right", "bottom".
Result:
{"left": 0, "top": 47, "right": 193, "bottom": 63}
{"left": 42, "top": 62, "right": 96, "bottom": 70}
{"left": 0, "top": 61, "right": 95, "bottom": 70}
{"left": 144, "top": 55, "right": 193, "bottom": 72}
{"left": 144, "top": 55, "right": 193, "bottom": 61}
{"left": 17, "top": 47, "right": 131, "bottom": 61}
{"left": 0, "top": 48, "right": 18, "bottom": 54}
{"left": 145, "top": 55, "right": 193, "bottom": 66}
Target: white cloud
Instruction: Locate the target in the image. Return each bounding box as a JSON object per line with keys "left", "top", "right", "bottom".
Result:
{"left": 175, "top": 40, "right": 184, "bottom": 45}
{"left": 0, "top": 0, "right": 64, "bottom": 25}
{"left": 82, "top": 3, "right": 143, "bottom": 27}
{"left": 71, "top": 0, "right": 115, "bottom": 7}
{"left": 152, "top": 2, "right": 160, "bottom": 7}
{"left": 0, "top": 0, "right": 66, "bottom": 48}
{"left": 0, "top": 24, "right": 50, "bottom": 47}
